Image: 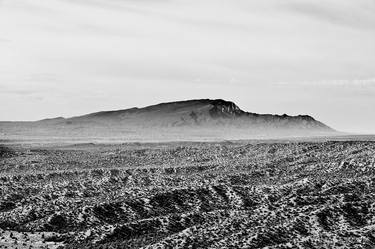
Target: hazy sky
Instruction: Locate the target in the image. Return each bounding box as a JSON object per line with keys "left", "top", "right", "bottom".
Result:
{"left": 0, "top": 0, "right": 375, "bottom": 133}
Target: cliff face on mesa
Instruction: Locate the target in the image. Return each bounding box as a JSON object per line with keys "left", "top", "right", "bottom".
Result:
{"left": 62, "top": 99, "right": 332, "bottom": 130}
{"left": 0, "top": 99, "right": 335, "bottom": 141}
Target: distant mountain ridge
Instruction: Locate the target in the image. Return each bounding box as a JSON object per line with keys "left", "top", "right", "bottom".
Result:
{"left": 1, "top": 99, "right": 335, "bottom": 141}
{"left": 53, "top": 99, "right": 331, "bottom": 129}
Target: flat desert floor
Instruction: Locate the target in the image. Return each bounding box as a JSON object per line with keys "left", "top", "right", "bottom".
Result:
{"left": 1, "top": 138, "right": 375, "bottom": 248}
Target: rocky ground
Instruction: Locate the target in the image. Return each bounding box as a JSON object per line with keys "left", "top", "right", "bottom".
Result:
{"left": 1, "top": 140, "right": 375, "bottom": 248}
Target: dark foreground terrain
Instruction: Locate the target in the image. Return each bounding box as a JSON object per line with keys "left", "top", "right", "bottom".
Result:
{"left": 1, "top": 139, "right": 375, "bottom": 248}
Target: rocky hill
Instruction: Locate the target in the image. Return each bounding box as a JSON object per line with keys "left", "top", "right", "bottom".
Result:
{"left": 60, "top": 99, "right": 330, "bottom": 129}
{"left": 0, "top": 99, "right": 335, "bottom": 141}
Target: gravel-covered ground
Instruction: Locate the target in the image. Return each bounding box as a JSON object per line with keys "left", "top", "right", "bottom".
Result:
{"left": 1, "top": 140, "right": 375, "bottom": 248}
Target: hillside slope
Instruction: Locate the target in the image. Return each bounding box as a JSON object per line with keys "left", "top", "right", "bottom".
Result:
{"left": 0, "top": 99, "right": 335, "bottom": 141}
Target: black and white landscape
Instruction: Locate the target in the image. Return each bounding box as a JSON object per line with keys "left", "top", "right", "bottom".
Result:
{"left": 1, "top": 0, "right": 375, "bottom": 248}
{"left": 2, "top": 136, "right": 375, "bottom": 248}
{"left": 0, "top": 99, "right": 335, "bottom": 142}
{"left": 1, "top": 102, "right": 375, "bottom": 249}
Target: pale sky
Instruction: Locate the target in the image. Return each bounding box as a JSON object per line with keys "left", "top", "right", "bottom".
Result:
{"left": 0, "top": 0, "right": 374, "bottom": 133}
